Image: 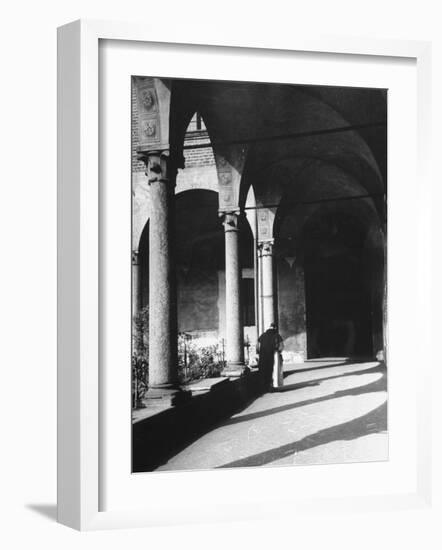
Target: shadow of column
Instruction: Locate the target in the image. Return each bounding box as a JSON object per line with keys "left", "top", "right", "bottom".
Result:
{"left": 217, "top": 400, "right": 387, "bottom": 468}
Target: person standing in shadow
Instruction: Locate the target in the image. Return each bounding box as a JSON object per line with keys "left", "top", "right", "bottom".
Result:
{"left": 257, "top": 323, "right": 284, "bottom": 393}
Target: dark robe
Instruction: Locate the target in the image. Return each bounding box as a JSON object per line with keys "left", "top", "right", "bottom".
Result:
{"left": 257, "top": 328, "right": 282, "bottom": 391}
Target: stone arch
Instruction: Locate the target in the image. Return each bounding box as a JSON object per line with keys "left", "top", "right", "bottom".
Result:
{"left": 272, "top": 155, "right": 384, "bottom": 244}
{"left": 238, "top": 84, "right": 385, "bottom": 213}
{"left": 172, "top": 189, "right": 255, "bottom": 338}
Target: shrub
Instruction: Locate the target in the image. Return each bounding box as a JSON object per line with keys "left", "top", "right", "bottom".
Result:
{"left": 178, "top": 336, "right": 225, "bottom": 384}
{"left": 132, "top": 354, "right": 149, "bottom": 408}
{"left": 132, "top": 305, "right": 149, "bottom": 408}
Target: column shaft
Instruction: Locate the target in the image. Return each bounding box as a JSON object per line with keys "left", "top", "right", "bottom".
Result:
{"left": 260, "top": 241, "right": 275, "bottom": 330}
{"left": 132, "top": 251, "right": 141, "bottom": 355}
{"left": 132, "top": 251, "right": 141, "bottom": 320}
{"left": 381, "top": 207, "right": 388, "bottom": 363}
{"left": 143, "top": 152, "right": 178, "bottom": 387}
{"left": 255, "top": 238, "right": 262, "bottom": 339}
{"left": 222, "top": 212, "right": 244, "bottom": 369}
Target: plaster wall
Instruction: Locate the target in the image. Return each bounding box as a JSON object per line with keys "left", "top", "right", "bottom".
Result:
{"left": 177, "top": 268, "right": 219, "bottom": 333}
{"left": 277, "top": 258, "right": 307, "bottom": 359}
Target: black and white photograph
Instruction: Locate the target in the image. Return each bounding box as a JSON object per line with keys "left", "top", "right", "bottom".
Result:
{"left": 131, "top": 77, "right": 388, "bottom": 473}
{"left": 3, "top": 0, "right": 439, "bottom": 543}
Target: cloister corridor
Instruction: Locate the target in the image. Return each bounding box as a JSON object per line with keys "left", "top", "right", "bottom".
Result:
{"left": 155, "top": 359, "right": 388, "bottom": 471}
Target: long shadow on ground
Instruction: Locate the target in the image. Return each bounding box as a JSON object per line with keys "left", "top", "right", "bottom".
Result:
{"left": 142, "top": 364, "right": 386, "bottom": 472}
{"left": 278, "top": 364, "right": 382, "bottom": 393}
{"left": 133, "top": 372, "right": 263, "bottom": 472}
{"left": 221, "top": 365, "right": 386, "bottom": 428}
{"left": 217, "top": 400, "right": 387, "bottom": 468}
{"left": 283, "top": 359, "right": 374, "bottom": 378}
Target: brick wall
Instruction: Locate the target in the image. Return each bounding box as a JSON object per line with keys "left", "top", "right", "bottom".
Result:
{"left": 183, "top": 131, "right": 215, "bottom": 168}
{"left": 131, "top": 85, "right": 145, "bottom": 173}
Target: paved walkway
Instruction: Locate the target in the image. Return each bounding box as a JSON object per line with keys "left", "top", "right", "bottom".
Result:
{"left": 156, "top": 359, "right": 388, "bottom": 471}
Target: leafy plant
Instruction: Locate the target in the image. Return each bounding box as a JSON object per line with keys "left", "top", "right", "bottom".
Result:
{"left": 132, "top": 305, "right": 149, "bottom": 408}
{"left": 132, "top": 354, "right": 149, "bottom": 408}
{"left": 178, "top": 335, "right": 225, "bottom": 384}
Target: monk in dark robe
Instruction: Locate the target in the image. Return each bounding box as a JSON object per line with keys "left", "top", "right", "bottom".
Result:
{"left": 257, "top": 323, "right": 283, "bottom": 392}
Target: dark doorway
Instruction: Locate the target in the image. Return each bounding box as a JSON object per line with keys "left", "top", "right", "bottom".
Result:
{"left": 303, "top": 212, "right": 374, "bottom": 359}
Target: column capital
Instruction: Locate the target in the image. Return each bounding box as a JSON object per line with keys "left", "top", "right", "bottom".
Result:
{"left": 219, "top": 210, "right": 241, "bottom": 232}
{"left": 258, "top": 239, "right": 274, "bottom": 256}
{"left": 138, "top": 149, "right": 183, "bottom": 187}
{"left": 132, "top": 250, "right": 139, "bottom": 265}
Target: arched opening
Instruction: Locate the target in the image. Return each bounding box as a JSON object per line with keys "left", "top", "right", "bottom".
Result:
{"left": 137, "top": 188, "right": 256, "bottom": 343}
{"left": 302, "top": 210, "right": 375, "bottom": 358}
{"left": 276, "top": 201, "right": 385, "bottom": 360}
{"left": 175, "top": 189, "right": 223, "bottom": 334}
{"left": 175, "top": 189, "right": 255, "bottom": 338}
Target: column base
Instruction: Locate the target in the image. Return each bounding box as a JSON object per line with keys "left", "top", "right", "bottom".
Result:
{"left": 144, "top": 385, "right": 191, "bottom": 407}
{"left": 149, "top": 381, "right": 178, "bottom": 390}
{"left": 221, "top": 362, "right": 250, "bottom": 378}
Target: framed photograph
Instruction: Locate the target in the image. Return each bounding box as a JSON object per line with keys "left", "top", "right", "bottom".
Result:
{"left": 57, "top": 19, "right": 433, "bottom": 530}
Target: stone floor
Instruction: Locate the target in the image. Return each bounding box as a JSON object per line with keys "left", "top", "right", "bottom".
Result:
{"left": 156, "top": 359, "right": 388, "bottom": 471}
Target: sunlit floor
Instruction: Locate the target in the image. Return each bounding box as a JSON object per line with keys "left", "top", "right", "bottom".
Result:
{"left": 156, "top": 359, "right": 388, "bottom": 471}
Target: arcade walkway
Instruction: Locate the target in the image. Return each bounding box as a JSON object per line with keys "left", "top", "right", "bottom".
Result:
{"left": 156, "top": 359, "right": 388, "bottom": 471}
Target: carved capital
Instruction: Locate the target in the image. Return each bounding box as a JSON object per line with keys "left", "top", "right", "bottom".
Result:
{"left": 132, "top": 250, "right": 139, "bottom": 265}
{"left": 220, "top": 210, "right": 240, "bottom": 233}
{"left": 138, "top": 150, "right": 179, "bottom": 187}
{"left": 258, "top": 239, "right": 274, "bottom": 257}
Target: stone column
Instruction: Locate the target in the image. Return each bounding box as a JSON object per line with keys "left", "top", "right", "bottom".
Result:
{"left": 132, "top": 251, "right": 140, "bottom": 320}
{"left": 380, "top": 199, "right": 388, "bottom": 364}
{"left": 259, "top": 240, "right": 275, "bottom": 330}
{"left": 255, "top": 238, "right": 262, "bottom": 339}
{"left": 221, "top": 211, "right": 245, "bottom": 373}
{"left": 140, "top": 150, "right": 178, "bottom": 387}
{"left": 257, "top": 243, "right": 264, "bottom": 336}
{"left": 132, "top": 250, "right": 141, "bottom": 354}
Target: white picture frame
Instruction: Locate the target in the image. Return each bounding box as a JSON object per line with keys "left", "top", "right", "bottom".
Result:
{"left": 57, "top": 19, "right": 433, "bottom": 531}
